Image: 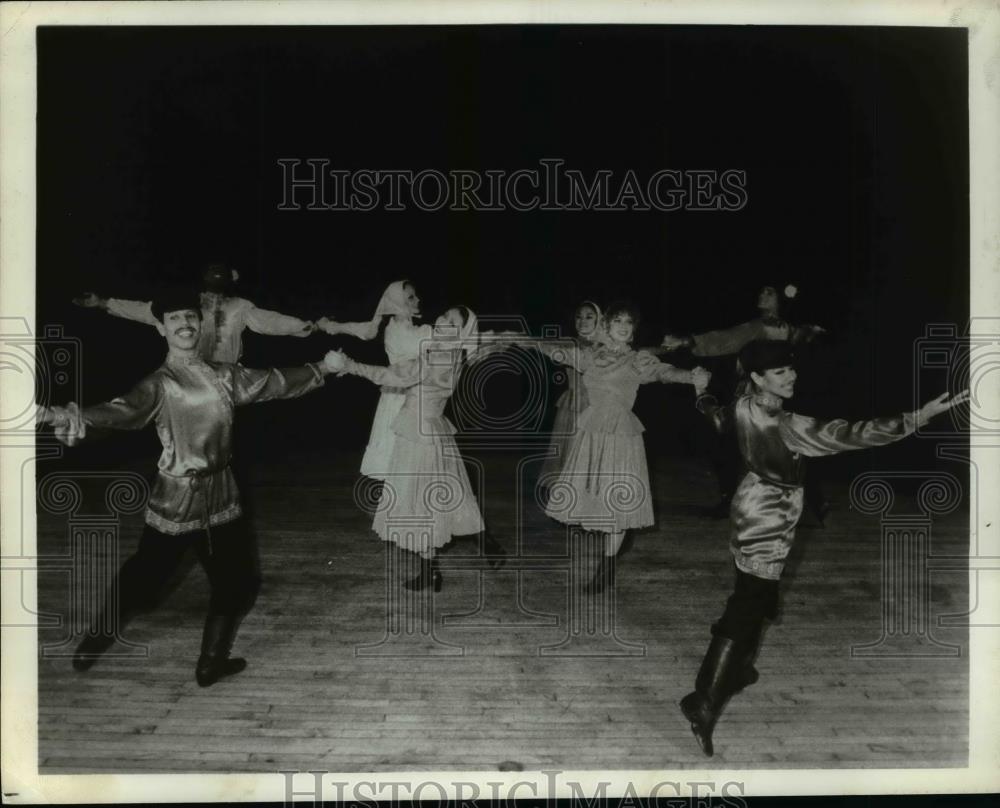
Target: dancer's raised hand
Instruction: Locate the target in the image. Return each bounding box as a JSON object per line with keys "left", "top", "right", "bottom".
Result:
{"left": 73, "top": 292, "right": 106, "bottom": 309}
{"left": 915, "top": 389, "right": 970, "bottom": 426}
{"left": 661, "top": 334, "right": 689, "bottom": 351}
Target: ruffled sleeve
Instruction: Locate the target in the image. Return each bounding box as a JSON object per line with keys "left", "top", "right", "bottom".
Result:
{"left": 633, "top": 350, "right": 694, "bottom": 385}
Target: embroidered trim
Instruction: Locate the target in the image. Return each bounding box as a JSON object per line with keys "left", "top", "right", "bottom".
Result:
{"left": 145, "top": 503, "right": 242, "bottom": 535}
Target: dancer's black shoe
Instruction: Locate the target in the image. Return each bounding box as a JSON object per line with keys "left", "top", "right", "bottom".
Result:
{"left": 482, "top": 531, "right": 507, "bottom": 569}
{"left": 72, "top": 631, "right": 118, "bottom": 672}
{"left": 195, "top": 613, "right": 247, "bottom": 687}
{"left": 403, "top": 557, "right": 442, "bottom": 592}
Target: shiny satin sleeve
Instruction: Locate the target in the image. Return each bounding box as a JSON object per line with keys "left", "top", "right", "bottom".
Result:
{"left": 81, "top": 374, "right": 163, "bottom": 431}
{"left": 232, "top": 364, "right": 325, "bottom": 405}
{"left": 633, "top": 350, "right": 695, "bottom": 385}
{"left": 695, "top": 393, "right": 734, "bottom": 434}
{"left": 244, "top": 304, "right": 311, "bottom": 337}
{"left": 778, "top": 410, "right": 917, "bottom": 457}
{"left": 105, "top": 298, "right": 158, "bottom": 327}
{"left": 345, "top": 357, "right": 422, "bottom": 389}
{"left": 691, "top": 319, "right": 764, "bottom": 357}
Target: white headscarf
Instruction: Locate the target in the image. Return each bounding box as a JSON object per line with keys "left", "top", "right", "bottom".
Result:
{"left": 373, "top": 280, "right": 418, "bottom": 320}
{"left": 577, "top": 300, "right": 604, "bottom": 344}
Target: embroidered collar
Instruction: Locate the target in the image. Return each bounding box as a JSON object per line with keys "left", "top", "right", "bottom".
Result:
{"left": 753, "top": 391, "right": 785, "bottom": 411}
{"left": 167, "top": 351, "right": 209, "bottom": 369}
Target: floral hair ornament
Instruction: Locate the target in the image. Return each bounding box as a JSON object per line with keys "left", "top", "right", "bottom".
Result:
{"left": 783, "top": 284, "right": 798, "bottom": 299}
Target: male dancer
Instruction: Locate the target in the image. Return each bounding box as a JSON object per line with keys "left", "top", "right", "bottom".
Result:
{"left": 680, "top": 339, "right": 967, "bottom": 756}
{"left": 41, "top": 288, "right": 341, "bottom": 686}
{"left": 73, "top": 262, "right": 316, "bottom": 363}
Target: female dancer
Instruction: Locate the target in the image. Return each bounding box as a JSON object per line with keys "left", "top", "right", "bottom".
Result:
{"left": 681, "top": 339, "right": 967, "bottom": 757}
{"left": 317, "top": 281, "right": 429, "bottom": 492}
{"left": 661, "top": 283, "right": 828, "bottom": 520}
{"left": 325, "top": 306, "right": 508, "bottom": 590}
{"left": 539, "top": 300, "right": 603, "bottom": 482}
{"left": 530, "top": 300, "right": 708, "bottom": 594}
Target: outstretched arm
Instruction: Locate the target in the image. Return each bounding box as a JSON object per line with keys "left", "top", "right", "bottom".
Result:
{"left": 74, "top": 293, "right": 160, "bottom": 327}
{"left": 40, "top": 375, "right": 164, "bottom": 446}
{"left": 244, "top": 304, "right": 315, "bottom": 337}
{"left": 316, "top": 316, "right": 381, "bottom": 341}
{"left": 662, "top": 320, "right": 764, "bottom": 357}
{"left": 232, "top": 358, "right": 333, "bottom": 406}
{"left": 525, "top": 337, "right": 589, "bottom": 372}
{"left": 634, "top": 351, "right": 699, "bottom": 385}
{"left": 779, "top": 390, "right": 969, "bottom": 457}
{"left": 328, "top": 349, "right": 422, "bottom": 389}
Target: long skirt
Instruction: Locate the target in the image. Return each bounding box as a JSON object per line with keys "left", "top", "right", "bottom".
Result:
{"left": 360, "top": 390, "right": 406, "bottom": 479}
{"left": 539, "top": 392, "right": 578, "bottom": 481}
{"left": 373, "top": 432, "right": 484, "bottom": 556}
{"left": 543, "top": 427, "right": 654, "bottom": 533}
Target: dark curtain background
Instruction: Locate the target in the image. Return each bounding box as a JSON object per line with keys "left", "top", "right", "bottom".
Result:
{"left": 36, "top": 26, "right": 968, "bottom": 480}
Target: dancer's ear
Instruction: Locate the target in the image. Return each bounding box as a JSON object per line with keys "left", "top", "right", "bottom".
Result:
{"left": 155, "top": 320, "right": 167, "bottom": 337}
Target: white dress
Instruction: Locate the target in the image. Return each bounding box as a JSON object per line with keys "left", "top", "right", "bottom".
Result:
{"left": 359, "top": 318, "right": 433, "bottom": 479}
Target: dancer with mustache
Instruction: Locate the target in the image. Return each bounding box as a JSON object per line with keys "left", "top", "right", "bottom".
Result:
{"left": 324, "top": 306, "right": 509, "bottom": 591}
{"left": 39, "top": 289, "right": 341, "bottom": 686}
{"left": 73, "top": 262, "right": 316, "bottom": 363}
{"left": 680, "top": 339, "right": 968, "bottom": 757}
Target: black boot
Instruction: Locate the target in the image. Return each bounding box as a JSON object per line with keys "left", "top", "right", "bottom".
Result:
{"left": 72, "top": 601, "right": 134, "bottom": 672}
{"left": 72, "top": 630, "right": 118, "bottom": 672}
{"left": 729, "top": 638, "right": 760, "bottom": 694}
{"left": 585, "top": 554, "right": 616, "bottom": 595}
{"left": 679, "top": 635, "right": 743, "bottom": 757}
{"left": 403, "top": 556, "right": 442, "bottom": 592}
{"left": 482, "top": 531, "right": 507, "bottom": 569}
{"left": 195, "top": 613, "right": 247, "bottom": 687}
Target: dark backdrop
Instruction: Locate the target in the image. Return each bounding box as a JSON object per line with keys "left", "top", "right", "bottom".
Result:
{"left": 36, "top": 25, "right": 969, "bottom": 479}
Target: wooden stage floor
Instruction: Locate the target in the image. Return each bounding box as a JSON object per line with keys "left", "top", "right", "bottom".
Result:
{"left": 35, "top": 448, "right": 970, "bottom": 772}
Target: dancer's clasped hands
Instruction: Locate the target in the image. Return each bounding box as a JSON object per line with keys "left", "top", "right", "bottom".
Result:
{"left": 322, "top": 349, "right": 349, "bottom": 375}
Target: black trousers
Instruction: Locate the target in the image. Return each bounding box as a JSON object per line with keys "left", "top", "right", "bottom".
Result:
{"left": 107, "top": 518, "right": 260, "bottom": 624}
{"left": 712, "top": 566, "right": 780, "bottom": 648}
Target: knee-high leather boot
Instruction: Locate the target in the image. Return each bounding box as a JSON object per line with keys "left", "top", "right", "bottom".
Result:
{"left": 679, "top": 635, "right": 743, "bottom": 757}
{"left": 195, "top": 613, "right": 247, "bottom": 687}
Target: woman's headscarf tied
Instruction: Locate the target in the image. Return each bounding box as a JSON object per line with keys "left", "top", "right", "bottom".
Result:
{"left": 373, "top": 280, "right": 417, "bottom": 320}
